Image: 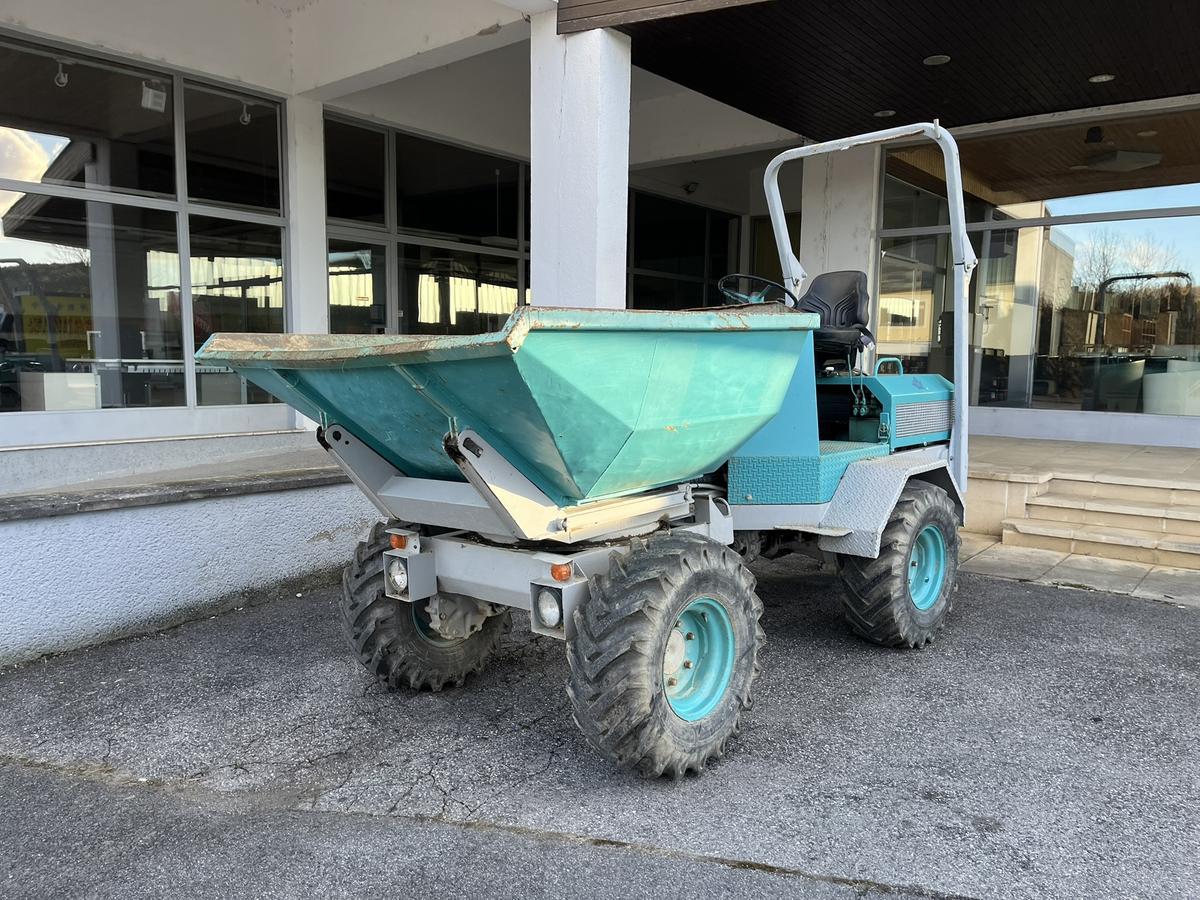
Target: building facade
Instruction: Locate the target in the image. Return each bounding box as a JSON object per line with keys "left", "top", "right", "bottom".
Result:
{"left": 2, "top": 0, "right": 1198, "bottom": 457}
{"left": 3, "top": 0, "right": 1200, "bottom": 663}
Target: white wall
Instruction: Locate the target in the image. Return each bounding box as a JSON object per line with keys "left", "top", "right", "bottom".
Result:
{"left": 0, "top": 485, "right": 379, "bottom": 665}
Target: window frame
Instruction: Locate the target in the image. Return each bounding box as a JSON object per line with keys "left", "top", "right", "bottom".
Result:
{"left": 874, "top": 99, "right": 1200, "bottom": 443}
{"left": 322, "top": 110, "right": 529, "bottom": 336}
{"left": 0, "top": 30, "right": 290, "bottom": 447}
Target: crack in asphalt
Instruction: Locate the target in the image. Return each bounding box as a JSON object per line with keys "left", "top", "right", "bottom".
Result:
{"left": 0, "top": 752, "right": 979, "bottom": 899}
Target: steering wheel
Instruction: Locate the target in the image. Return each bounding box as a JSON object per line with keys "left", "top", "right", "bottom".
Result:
{"left": 716, "top": 274, "right": 800, "bottom": 308}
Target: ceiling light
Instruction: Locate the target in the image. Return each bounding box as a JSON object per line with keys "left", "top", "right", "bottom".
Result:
{"left": 923, "top": 54, "right": 951, "bottom": 66}
{"left": 873, "top": 109, "right": 896, "bottom": 118}
{"left": 1137, "top": 129, "right": 1159, "bottom": 138}
{"left": 1088, "top": 73, "right": 1116, "bottom": 84}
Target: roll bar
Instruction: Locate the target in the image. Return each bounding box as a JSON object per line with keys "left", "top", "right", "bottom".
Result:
{"left": 763, "top": 121, "right": 978, "bottom": 493}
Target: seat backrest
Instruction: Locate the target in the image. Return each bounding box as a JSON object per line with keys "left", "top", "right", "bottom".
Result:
{"left": 795, "top": 270, "right": 870, "bottom": 329}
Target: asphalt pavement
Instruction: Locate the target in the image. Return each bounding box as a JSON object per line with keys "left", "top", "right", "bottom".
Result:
{"left": 1, "top": 556, "right": 1196, "bottom": 899}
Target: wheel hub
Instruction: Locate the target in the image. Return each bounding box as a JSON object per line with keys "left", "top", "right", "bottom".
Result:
{"left": 908, "top": 524, "right": 947, "bottom": 611}
{"left": 662, "top": 597, "right": 736, "bottom": 722}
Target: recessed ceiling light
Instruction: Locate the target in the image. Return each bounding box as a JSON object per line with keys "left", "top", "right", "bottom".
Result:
{"left": 1137, "top": 129, "right": 1159, "bottom": 137}
{"left": 1088, "top": 73, "right": 1116, "bottom": 83}
{"left": 873, "top": 109, "right": 896, "bottom": 118}
{"left": 923, "top": 54, "right": 951, "bottom": 66}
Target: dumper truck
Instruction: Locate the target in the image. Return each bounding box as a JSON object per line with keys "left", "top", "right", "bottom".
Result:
{"left": 199, "top": 122, "right": 977, "bottom": 778}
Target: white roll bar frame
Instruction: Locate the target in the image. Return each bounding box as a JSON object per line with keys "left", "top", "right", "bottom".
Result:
{"left": 763, "top": 121, "right": 978, "bottom": 493}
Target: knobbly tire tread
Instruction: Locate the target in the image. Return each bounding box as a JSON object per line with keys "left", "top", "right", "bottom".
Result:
{"left": 837, "top": 481, "right": 960, "bottom": 649}
{"left": 566, "top": 531, "right": 765, "bottom": 779}
{"left": 340, "top": 520, "right": 509, "bottom": 692}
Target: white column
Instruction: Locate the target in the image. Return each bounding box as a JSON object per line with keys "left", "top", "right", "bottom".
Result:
{"left": 529, "top": 11, "right": 631, "bottom": 309}
{"left": 284, "top": 95, "right": 328, "bottom": 429}
{"left": 797, "top": 146, "right": 882, "bottom": 285}
{"left": 285, "top": 95, "right": 329, "bottom": 333}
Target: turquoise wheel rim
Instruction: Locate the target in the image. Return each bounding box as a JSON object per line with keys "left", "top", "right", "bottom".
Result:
{"left": 908, "top": 524, "right": 947, "bottom": 611}
{"left": 662, "top": 597, "right": 736, "bottom": 722}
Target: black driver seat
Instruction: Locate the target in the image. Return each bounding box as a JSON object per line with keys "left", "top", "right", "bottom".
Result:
{"left": 794, "top": 270, "right": 875, "bottom": 361}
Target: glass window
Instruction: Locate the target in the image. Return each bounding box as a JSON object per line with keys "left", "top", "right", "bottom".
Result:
{"left": 325, "top": 120, "right": 386, "bottom": 225}
{"left": 0, "top": 40, "right": 175, "bottom": 197}
{"left": 395, "top": 133, "right": 519, "bottom": 247}
{"left": 630, "top": 273, "right": 705, "bottom": 311}
{"left": 398, "top": 245, "right": 518, "bottom": 335}
{"left": 877, "top": 233, "right": 953, "bottom": 374}
{"left": 630, "top": 193, "right": 740, "bottom": 309}
{"left": 633, "top": 193, "right": 707, "bottom": 277}
{"left": 750, "top": 213, "right": 800, "bottom": 284}
{"left": 184, "top": 85, "right": 280, "bottom": 211}
{"left": 0, "top": 190, "right": 183, "bottom": 412}
{"left": 189, "top": 216, "right": 283, "bottom": 404}
{"left": 328, "top": 241, "right": 386, "bottom": 334}
{"left": 880, "top": 218, "right": 1200, "bottom": 417}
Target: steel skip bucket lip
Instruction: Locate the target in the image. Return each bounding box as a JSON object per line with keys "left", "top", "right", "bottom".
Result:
{"left": 196, "top": 303, "right": 819, "bottom": 506}
{"left": 196, "top": 304, "right": 818, "bottom": 368}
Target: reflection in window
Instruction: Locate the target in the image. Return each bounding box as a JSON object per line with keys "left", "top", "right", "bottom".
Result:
{"left": 877, "top": 233, "right": 951, "bottom": 373}
{"left": 325, "top": 120, "right": 386, "bottom": 225}
{"left": 399, "top": 245, "right": 517, "bottom": 335}
{"left": 750, "top": 213, "right": 800, "bottom": 285}
{"left": 0, "top": 39, "right": 175, "bottom": 197}
{"left": 629, "top": 192, "right": 740, "bottom": 310}
{"left": 189, "top": 216, "right": 283, "bottom": 404}
{"left": 184, "top": 85, "right": 280, "bottom": 211}
{"left": 880, "top": 220, "right": 1200, "bottom": 416}
{"left": 890, "top": 108, "right": 1200, "bottom": 225}
{"left": 880, "top": 108, "right": 1200, "bottom": 418}
{"left": 395, "top": 133, "right": 519, "bottom": 247}
{"left": 328, "top": 241, "right": 386, "bottom": 334}
{"left": 0, "top": 190, "right": 183, "bottom": 412}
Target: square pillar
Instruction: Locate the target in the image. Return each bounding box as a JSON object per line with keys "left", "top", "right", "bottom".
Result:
{"left": 285, "top": 95, "right": 329, "bottom": 334}
{"left": 798, "top": 145, "right": 882, "bottom": 285}
{"left": 529, "top": 12, "right": 631, "bottom": 308}
{"left": 284, "top": 95, "right": 328, "bottom": 428}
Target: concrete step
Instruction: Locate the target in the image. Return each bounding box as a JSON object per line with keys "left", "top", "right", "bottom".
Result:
{"left": 1045, "top": 472, "right": 1200, "bottom": 508}
{"left": 1025, "top": 492, "right": 1200, "bottom": 537}
{"left": 1001, "top": 516, "right": 1200, "bottom": 570}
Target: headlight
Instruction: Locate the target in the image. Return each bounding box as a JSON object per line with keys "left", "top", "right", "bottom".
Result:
{"left": 387, "top": 559, "right": 409, "bottom": 594}
{"left": 536, "top": 588, "right": 562, "bottom": 629}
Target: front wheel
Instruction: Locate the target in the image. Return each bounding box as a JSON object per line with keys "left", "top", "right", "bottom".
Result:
{"left": 340, "top": 521, "right": 509, "bottom": 691}
{"left": 837, "top": 481, "right": 960, "bottom": 648}
{"left": 566, "top": 531, "right": 765, "bottom": 779}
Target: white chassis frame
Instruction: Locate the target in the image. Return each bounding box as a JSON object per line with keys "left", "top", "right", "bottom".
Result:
{"left": 322, "top": 123, "right": 975, "bottom": 642}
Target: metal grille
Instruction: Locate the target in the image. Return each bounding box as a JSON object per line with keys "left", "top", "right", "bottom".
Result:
{"left": 894, "top": 401, "right": 952, "bottom": 438}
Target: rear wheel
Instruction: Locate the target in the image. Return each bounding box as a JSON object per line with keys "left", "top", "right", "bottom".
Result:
{"left": 340, "top": 521, "right": 509, "bottom": 691}
{"left": 837, "top": 481, "right": 959, "bottom": 648}
{"left": 566, "top": 531, "right": 765, "bottom": 778}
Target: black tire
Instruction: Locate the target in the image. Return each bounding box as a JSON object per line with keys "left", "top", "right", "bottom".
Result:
{"left": 837, "top": 480, "right": 960, "bottom": 648}
{"left": 340, "top": 521, "right": 509, "bottom": 691}
{"left": 566, "top": 531, "right": 765, "bottom": 779}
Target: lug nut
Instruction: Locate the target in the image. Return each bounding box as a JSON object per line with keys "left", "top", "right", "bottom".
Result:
{"left": 683, "top": 660, "right": 693, "bottom": 669}
{"left": 685, "top": 632, "right": 695, "bottom": 641}
{"left": 667, "top": 676, "right": 678, "bottom": 687}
